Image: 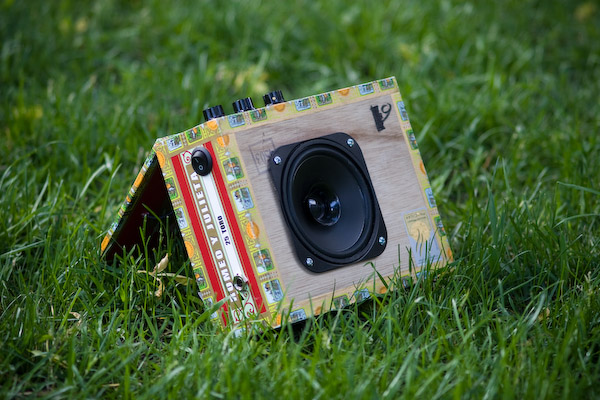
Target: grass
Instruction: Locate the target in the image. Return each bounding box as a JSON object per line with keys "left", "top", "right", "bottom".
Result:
{"left": 1, "top": 0, "right": 600, "bottom": 398}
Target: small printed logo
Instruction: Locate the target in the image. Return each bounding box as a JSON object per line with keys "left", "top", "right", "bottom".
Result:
{"left": 248, "top": 137, "right": 276, "bottom": 175}
{"left": 358, "top": 83, "right": 374, "bottom": 95}
{"left": 353, "top": 288, "right": 370, "bottom": 302}
{"left": 175, "top": 207, "right": 188, "bottom": 229}
{"left": 397, "top": 101, "right": 409, "bottom": 121}
{"left": 223, "top": 157, "right": 244, "bottom": 181}
{"left": 253, "top": 249, "right": 274, "bottom": 274}
{"left": 182, "top": 150, "right": 192, "bottom": 164}
{"left": 289, "top": 309, "right": 307, "bottom": 323}
{"left": 110, "top": 220, "right": 119, "bottom": 232}
{"left": 403, "top": 209, "right": 441, "bottom": 266}
{"left": 425, "top": 188, "right": 436, "bottom": 208}
{"left": 370, "top": 103, "right": 391, "bottom": 132}
{"left": 232, "top": 187, "right": 254, "bottom": 212}
{"left": 194, "top": 270, "right": 207, "bottom": 290}
{"left": 165, "top": 177, "right": 178, "bottom": 200}
{"left": 228, "top": 114, "right": 245, "bottom": 128}
{"left": 144, "top": 154, "right": 155, "bottom": 168}
{"left": 250, "top": 109, "right": 267, "bottom": 122}
{"left": 294, "top": 98, "right": 311, "bottom": 111}
{"left": 332, "top": 295, "right": 349, "bottom": 309}
{"left": 315, "top": 93, "right": 332, "bottom": 106}
{"left": 378, "top": 78, "right": 395, "bottom": 90}
{"left": 166, "top": 135, "right": 183, "bottom": 151}
{"left": 186, "top": 127, "right": 202, "bottom": 143}
{"left": 434, "top": 216, "right": 446, "bottom": 236}
{"left": 406, "top": 129, "right": 418, "bottom": 150}
{"left": 202, "top": 297, "right": 219, "bottom": 320}
{"left": 264, "top": 279, "right": 283, "bottom": 303}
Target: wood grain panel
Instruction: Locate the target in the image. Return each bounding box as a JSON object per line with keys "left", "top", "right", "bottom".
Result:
{"left": 235, "top": 94, "right": 427, "bottom": 304}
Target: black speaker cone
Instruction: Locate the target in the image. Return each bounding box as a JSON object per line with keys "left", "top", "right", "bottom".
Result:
{"left": 269, "top": 132, "right": 387, "bottom": 272}
{"left": 288, "top": 149, "right": 371, "bottom": 257}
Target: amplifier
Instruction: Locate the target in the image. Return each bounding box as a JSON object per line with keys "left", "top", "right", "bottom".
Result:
{"left": 101, "top": 77, "right": 452, "bottom": 329}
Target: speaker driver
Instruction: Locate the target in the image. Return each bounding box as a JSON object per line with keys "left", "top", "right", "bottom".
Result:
{"left": 269, "top": 132, "right": 387, "bottom": 273}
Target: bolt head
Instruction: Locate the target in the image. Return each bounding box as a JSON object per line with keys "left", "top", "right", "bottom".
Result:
{"left": 233, "top": 275, "right": 247, "bottom": 291}
{"left": 378, "top": 236, "right": 386, "bottom": 246}
{"left": 305, "top": 257, "right": 314, "bottom": 267}
{"left": 273, "top": 155, "right": 282, "bottom": 165}
{"left": 346, "top": 138, "right": 355, "bottom": 147}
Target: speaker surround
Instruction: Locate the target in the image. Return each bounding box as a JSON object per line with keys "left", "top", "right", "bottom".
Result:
{"left": 269, "top": 132, "right": 387, "bottom": 273}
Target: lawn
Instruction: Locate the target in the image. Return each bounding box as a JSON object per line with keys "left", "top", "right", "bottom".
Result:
{"left": 1, "top": 0, "right": 599, "bottom": 398}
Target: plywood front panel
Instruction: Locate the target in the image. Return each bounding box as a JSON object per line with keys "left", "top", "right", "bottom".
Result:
{"left": 235, "top": 95, "right": 428, "bottom": 305}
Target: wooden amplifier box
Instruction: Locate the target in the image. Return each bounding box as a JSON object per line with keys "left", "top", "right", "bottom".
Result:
{"left": 102, "top": 77, "right": 452, "bottom": 330}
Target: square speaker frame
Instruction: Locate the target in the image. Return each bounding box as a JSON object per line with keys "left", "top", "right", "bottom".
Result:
{"left": 268, "top": 132, "right": 387, "bottom": 273}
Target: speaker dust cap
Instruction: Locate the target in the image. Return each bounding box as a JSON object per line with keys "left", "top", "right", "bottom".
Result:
{"left": 269, "top": 132, "right": 387, "bottom": 273}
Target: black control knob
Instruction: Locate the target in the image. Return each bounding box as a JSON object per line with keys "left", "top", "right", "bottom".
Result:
{"left": 263, "top": 90, "right": 285, "bottom": 106}
{"left": 203, "top": 105, "right": 225, "bottom": 121}
{"left": 191, "top": 147, "right": 213, "bottom": 176}
{"left": 232, "top": 97, "right": 255, "bottom": 113}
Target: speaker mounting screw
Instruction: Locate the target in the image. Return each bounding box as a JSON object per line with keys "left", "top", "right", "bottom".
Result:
{"left": 346, "top": 138, "right": 355, "bottom": 147}
{"left": 273, "top": 155, "right": 282, "bottom": 165}
{"left": 305, "top": 257, "right": 314, "bottom": 267}
{"left": 378, "top": 236, "right": 386, "bottom": 246}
